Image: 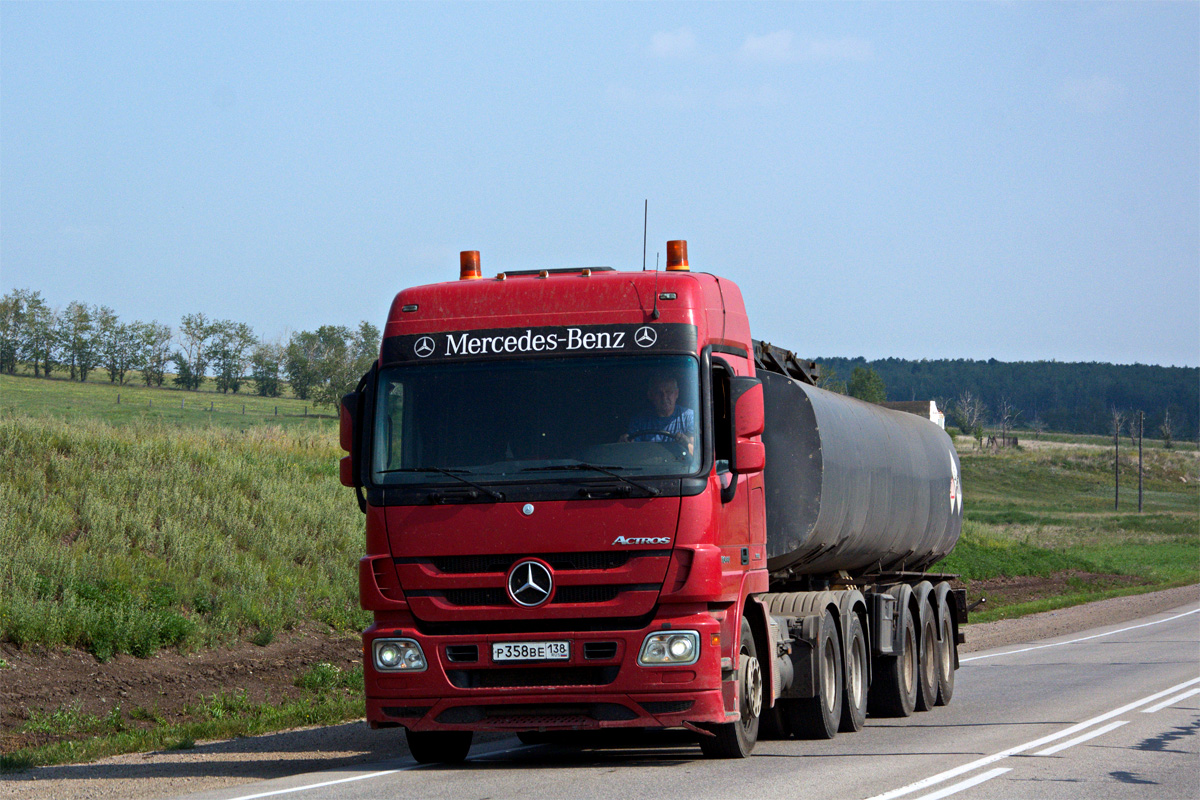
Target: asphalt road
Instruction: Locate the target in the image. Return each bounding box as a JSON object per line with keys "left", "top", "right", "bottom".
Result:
{"left": 177, "top": 601, "right": 1200, "bottom": 800}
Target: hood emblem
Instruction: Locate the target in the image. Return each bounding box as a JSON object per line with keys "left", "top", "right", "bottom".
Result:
{"left": 634, "top": 326, "right": 658, "bottom": 347}
{"left": 414, "top": 336, "right": 435, "bottom": 357}
{"left": 507, "top": 560, "right": 554, "bottom": 607}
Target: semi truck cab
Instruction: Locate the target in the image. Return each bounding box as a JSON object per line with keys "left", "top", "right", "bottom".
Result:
{"left": 340, "top": 242, "right": 965, "bottom": 763}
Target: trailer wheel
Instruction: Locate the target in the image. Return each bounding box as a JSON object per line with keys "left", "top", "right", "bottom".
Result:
{"left": 406, "top": 729, "right": 473, "bottom": 763}
{"left": 935, "top": 594, "right": 956, "bottom": 706}
{"left": 914, "top": 610, "right": 939, "bottom": 712}
{"left": 788, "top": 609, "right": 843, "bottom": 739}
{"left": 699, "top": 617, "right": 760, "bottom": 758}
{"left": 839, "top": 613, "right": 868, "bottom": 733}
{"left": 868, "top": 604, "right": 917, "bottom": 717}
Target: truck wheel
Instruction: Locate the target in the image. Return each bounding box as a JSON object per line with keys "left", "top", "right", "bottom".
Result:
{"left": 914, "top": 609, "right": 939, "bottom": 712}
{"left": 935, "top": 594, "right": 956, "bottom": 706}
{"left": 788, "top": 609, "right": 843, "bottom": 739}
{"left": 699, "top": 617, "right": 761, "bottom": 758}
{"left": 839, "top": 613, "right": 868, "bottom": 733}
{"left": 868, "top": 604, "right": 917, "bottom": 717}
{"left": 406, "top": 729, "right": 473, "bottom": 764}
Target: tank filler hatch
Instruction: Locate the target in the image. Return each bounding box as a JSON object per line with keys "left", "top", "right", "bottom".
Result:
{"left": 752, "top": 340, "right": 820, "bottom": 386}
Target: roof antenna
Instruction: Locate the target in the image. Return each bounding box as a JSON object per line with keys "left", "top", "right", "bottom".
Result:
{"left": 651, "top": 252, "right": 660, "bottom": 320}
{"left": 641, "top": 199, "right": 648, "bottom": 272}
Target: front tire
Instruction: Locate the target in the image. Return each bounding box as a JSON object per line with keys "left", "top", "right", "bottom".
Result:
{"left": 699, "top": 617, "right": 761, "bottom": 758}
{"left": 406, "top": 729, "right": 473, "bottom": 764}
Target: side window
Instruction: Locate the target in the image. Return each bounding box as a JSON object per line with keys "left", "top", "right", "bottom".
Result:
{"left": 712, "top": 362, "right": 732, "bottom": 472}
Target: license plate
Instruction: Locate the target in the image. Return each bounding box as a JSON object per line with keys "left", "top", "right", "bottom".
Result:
{"left": 492, "top": 640, "right": 571, "bottom": 662}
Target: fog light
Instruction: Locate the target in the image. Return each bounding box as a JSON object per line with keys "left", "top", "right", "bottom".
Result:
{"left": 373, "top": 638, "right": 427, "bottom": 672}
{"left": 638, "top": 630, "right": 700, "bottom": 666}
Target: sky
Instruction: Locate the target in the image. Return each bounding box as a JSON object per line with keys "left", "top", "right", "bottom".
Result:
{"left": 2, "top": 2, "right": 1197, "bottom": 367}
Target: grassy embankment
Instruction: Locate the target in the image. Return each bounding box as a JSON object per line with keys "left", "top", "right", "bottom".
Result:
{"left": 942, "top": 435, "right": 1198, "bottom": 620}
{"left": 0, "top": 372, "right": 1196, "bottom": 768}
{"left": 2, "top": 664, "right": 364, "bottom": 771}
{"left": 0, "top": 374, "right": 362, "bottom": 659}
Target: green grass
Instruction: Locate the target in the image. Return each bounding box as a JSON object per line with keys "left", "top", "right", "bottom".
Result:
{"left": 941, "top": 440, "right": 1198, "bottom": 619}
{"left": 0, "top": 373, "right": 332, "bottom": 431}
{"left": 1, "top": 667, "right": 365, "bottom": 772}
{"left": 0, "top": 386, "right": 367, "bottom": 659}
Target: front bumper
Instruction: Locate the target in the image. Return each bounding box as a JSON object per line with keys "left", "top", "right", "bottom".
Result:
{"left": 364, "top": 610, "right": 727, "bottom": 732}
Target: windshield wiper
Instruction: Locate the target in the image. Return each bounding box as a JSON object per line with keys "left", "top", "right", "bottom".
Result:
{"left": 377, "top": 467, "right": 504, "bottom": 502}
{"left": 523, "top": 462, "right": 660, "bottom": 498}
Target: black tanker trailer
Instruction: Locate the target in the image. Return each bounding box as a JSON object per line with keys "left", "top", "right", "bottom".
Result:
{"left": 749, "top": 341, "right": 967, "bottom": 741}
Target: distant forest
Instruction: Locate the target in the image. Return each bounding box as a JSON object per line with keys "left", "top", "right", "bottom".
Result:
{"left": 815, "top": 356, "right": 1198, "bottom": 442}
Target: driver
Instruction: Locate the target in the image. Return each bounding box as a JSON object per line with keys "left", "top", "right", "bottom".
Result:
{"left": 619, "top": 374, "right": 695, "bottom": 453}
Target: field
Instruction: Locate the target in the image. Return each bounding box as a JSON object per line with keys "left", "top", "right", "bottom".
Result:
{"left": 942, "top": 437, "right": 1198, "bottom": 620}
{"left": 1, "top": 372, "right": 1197, "bottom": 769}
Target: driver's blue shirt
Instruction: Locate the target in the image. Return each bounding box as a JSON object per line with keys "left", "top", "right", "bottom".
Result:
{"left": 627, "top": 406, "right": 695, "bottom": 442}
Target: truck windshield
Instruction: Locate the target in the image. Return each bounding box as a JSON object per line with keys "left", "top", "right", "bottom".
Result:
{"left": 371, "top": 355, "right": 702, "bottom": 485}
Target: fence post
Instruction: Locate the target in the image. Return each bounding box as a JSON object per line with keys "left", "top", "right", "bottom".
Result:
{"left": 117, "top": 393, "right": 120, "bottom": 405}
{"left": 242, "top": 404, "right": 245, "bottom": 415}
{"left": 181, "top": 398, "right": 184, "bottom": 410}
{"left": 274, "top": 406, "right": 277, "bottom": 416}
{"left": 304, "top": 406, "right": 307, "bottom": 417}
{"left": 210, "top": 401, "right": 213, "bottom": 412}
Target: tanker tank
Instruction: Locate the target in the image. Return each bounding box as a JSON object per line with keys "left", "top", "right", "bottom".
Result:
{"left": 759, "top": 372, "right": 963, "bottom": 578}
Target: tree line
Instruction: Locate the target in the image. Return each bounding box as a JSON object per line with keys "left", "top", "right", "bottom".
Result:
{"left": 0, "top": 289, "right": 378, "bottom": 409}
{"left": 816, "top": 356, "right": 1198, "bottom": 443}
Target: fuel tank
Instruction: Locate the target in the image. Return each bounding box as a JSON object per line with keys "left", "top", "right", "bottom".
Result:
{"left": 759, "top": 372, "right": 963, "bottom": 577}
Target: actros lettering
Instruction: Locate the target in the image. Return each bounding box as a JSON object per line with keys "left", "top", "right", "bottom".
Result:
{"left": 443, "top": 328, "right": 630, "bottom": 356}
{"left": 612, "top": 536, "right": 671, "bottom": 546}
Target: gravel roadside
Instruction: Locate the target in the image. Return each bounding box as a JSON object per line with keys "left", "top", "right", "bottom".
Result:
{"left": 3, "top": 585, "right": 1197, "bottom": 800}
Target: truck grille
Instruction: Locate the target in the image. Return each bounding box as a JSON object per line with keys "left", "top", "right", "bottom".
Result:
{"left": 420, "top": 551, "right": 665, "bottom": 574}
{"left": 440, "top": 585, "right": 637, "bottom": 607}
{"left": 446, "top": 666, "right": 619, "bottom": 689}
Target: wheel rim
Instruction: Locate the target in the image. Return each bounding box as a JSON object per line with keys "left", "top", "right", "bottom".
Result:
{"left": 847, "top": 633, "right": 864, "bottom": 706}
{"left": 939, "top": 618, "right": 952, "bottom": 683}
{"left": 902, "top": 622, "right": 916, "bottom": 695}
{"left": 821, "top": 637, "right": 838, "bottom": 713}
{"left": 742, "top": 654, "right": 763, "bottom": 722}
{"left": 922, "top": 622, "right": 936, "bottom": 685}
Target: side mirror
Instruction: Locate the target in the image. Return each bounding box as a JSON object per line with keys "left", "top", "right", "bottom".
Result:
{"left": 730, "top": 377, "right": 764, "bottom": 438}
{"left": 722, "top": 376, "right": 766, "bottom": 499}
{"left": 340, "top": 392, "right": 361, "bottom": 488}
{"left": 734, "top": 441, "right": 765, "bottom": 474}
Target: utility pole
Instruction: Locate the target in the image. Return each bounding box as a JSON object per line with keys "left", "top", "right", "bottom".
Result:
{"left": 1114, "top": 419, "right": 1120, "bottom": 511}
{"left": 1137, "top": 411, "right": 1144, "bottom": 513}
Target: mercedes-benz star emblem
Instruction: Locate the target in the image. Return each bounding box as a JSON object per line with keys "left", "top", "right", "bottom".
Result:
{"left": 634, "top": 326, "right": 658, "bottom": 348}
{"left": 507, "top": 560, "right": 553, "bottom": 607}
{"left": 414, "top": 336, "right": 435, "bottom": 358}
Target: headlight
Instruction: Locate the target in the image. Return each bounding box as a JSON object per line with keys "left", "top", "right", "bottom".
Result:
{"left": 373, "top": 638, "right": 427, "bottom": 672}
{"left": 638, "top": 631, "right": 700, "bottom": 666}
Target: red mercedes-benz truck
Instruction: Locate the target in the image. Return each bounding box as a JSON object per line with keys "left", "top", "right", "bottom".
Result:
{"left": 339, "top": 241, "right": 967, "bottom": 762}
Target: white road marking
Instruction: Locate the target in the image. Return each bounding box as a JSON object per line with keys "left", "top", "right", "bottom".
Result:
{"left": 911, "top": 768, "right": 1011, "bottom": 800}
{"left": 223, "top": 742, "right": 531, "bottom": 800}
{"left": 1141, "top": 687, "right": 1200, "bottom": 714}
{"left": 1034, "top": 720, "right": 1129, "bottom": 756}
{"left": 864, "top": 676, "right": 1200, "bottom": 800}
{"left": 224, "top": 769, "right": 407, "bottom": 800}
{"left": 960, "top": 607, "right": 1200, "bottom": 663}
